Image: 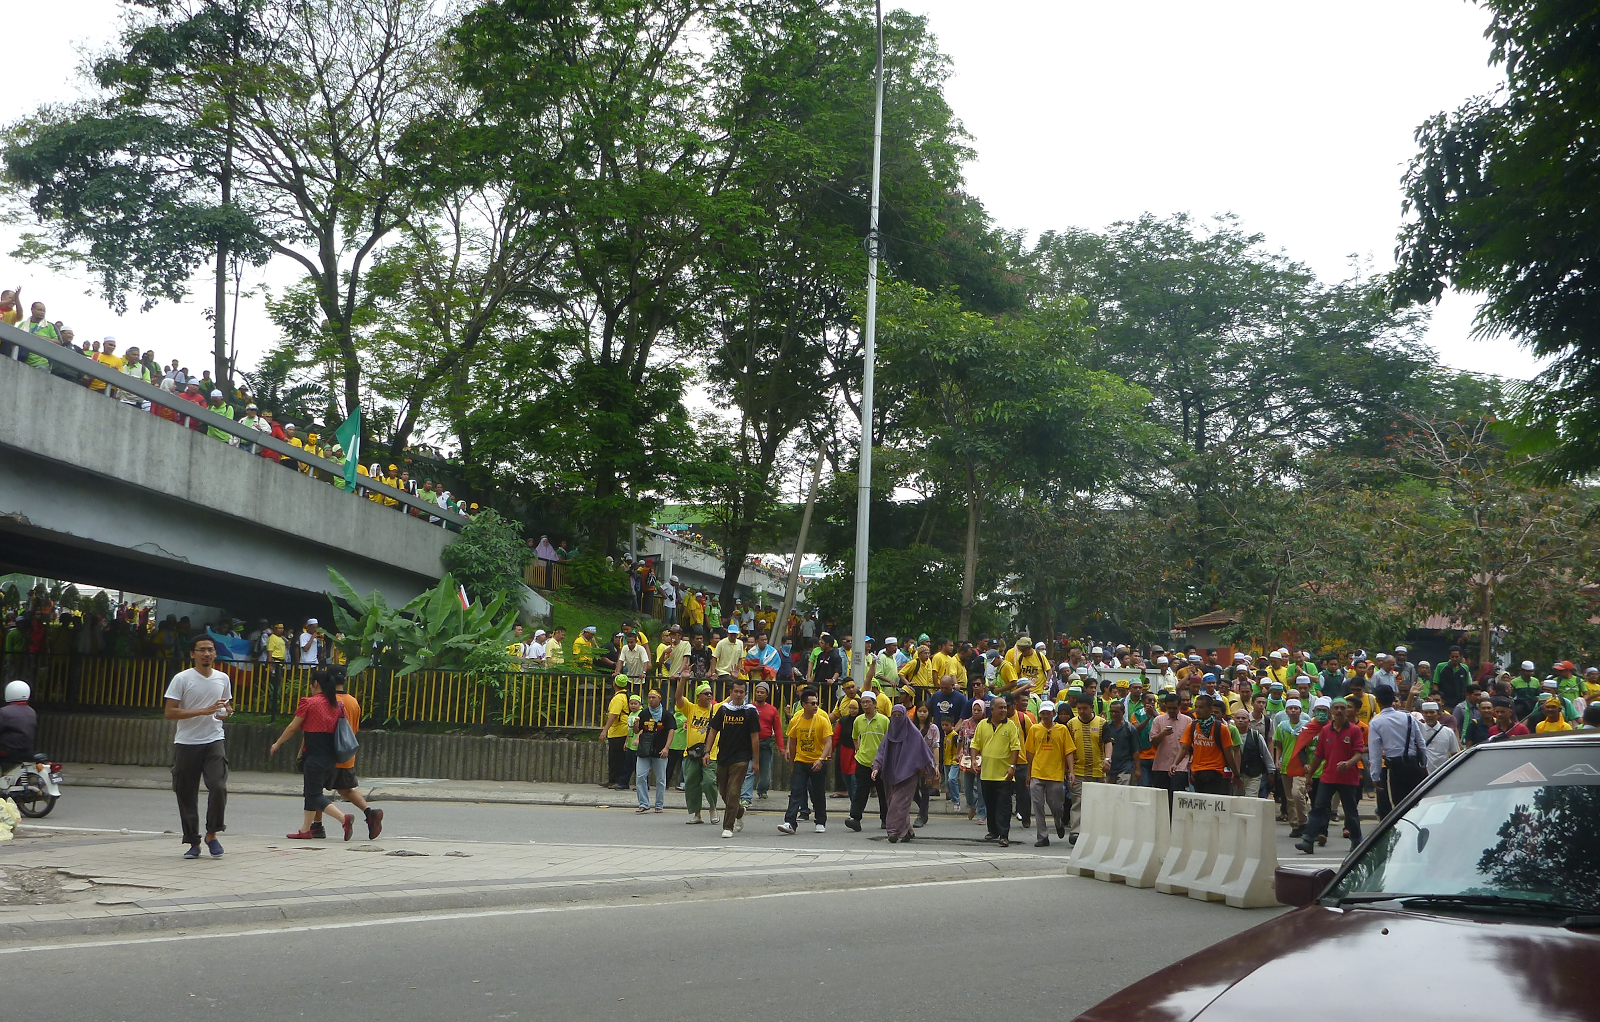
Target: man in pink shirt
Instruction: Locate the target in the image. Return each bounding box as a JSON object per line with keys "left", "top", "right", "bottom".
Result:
{"left": 1147, "top": 690, "right": 1192, "bottom": 812}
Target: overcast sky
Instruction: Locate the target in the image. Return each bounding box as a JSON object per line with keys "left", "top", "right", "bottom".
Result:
{"left": 0, "top": 0, "right": 1536, "bottom": 380}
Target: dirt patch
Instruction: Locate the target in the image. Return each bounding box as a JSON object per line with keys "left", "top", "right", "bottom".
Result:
{"left": 0, "top": 865, "right": 68, "bottom": 906}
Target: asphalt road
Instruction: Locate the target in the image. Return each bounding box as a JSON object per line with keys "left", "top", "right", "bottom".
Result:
{"left": 1, "top": 867, "right": 1272, "bottom": 1022}
{"left": 40, "top": 786, "right": 1356, "bottom": 866}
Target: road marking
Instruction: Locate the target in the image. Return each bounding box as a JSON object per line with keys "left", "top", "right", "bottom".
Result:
{"left": 0, "top": 872, "right": 1076, "bottom": 955}
{"left": 15, "top": 824, "right": 167, "bottom": 836}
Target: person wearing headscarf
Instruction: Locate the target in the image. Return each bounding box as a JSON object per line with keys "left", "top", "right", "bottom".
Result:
{"left": 871, "top": 704, "right": 935, "bottom": 842}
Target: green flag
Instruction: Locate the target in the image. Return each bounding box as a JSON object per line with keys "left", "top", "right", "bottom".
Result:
{"left": 334, "top": 406, "right": 361, "bottom": 491}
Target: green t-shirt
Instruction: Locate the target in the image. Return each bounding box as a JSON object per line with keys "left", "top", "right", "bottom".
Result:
{"left": 625, "top": 711, "right": 641, "bottom": 751}
{"left": 852, "top": 711, "right": 890, "bottom": 766}
{"left": 668, "top": 710, "right": 689, "bottom": 751}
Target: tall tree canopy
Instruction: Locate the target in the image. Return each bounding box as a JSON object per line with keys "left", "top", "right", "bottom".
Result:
{"left": 1393, "top": 0, "right": 1600, "bottom": 482}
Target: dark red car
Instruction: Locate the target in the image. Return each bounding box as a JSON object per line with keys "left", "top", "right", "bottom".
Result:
{"left": 1073, "top": 730, "right": 1600, "bottom": 1022}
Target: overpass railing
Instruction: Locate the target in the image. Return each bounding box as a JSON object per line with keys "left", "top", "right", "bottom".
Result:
{"left": 0, "top": 321, "right": 467, "bottom": 525}
{"left": 10, "top": 654, "right": 892, "bottom": 728}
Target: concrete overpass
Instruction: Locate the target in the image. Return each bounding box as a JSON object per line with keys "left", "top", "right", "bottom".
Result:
{"left": 0, "top": 325, "right": 464, "bottom": 622}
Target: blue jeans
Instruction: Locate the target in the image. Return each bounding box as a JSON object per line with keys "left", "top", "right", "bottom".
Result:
{"left": 635, "top": 755, "right": 667, "bottom": 809}
{"left": 742, "top": 737, "right": 776, "bottom": 801}
{"left": 961, "top": 770, "right": 986, "bottom": 818}
{"left": 1140, "top": 763, "right": 1159, "bottom": 786}
{"left": 945, "top": 764, "right": 962, "bottom": 806}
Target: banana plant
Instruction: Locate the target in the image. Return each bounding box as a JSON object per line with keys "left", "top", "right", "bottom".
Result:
{"left": 327, "top": 568, "right": 519, "bottom": 676}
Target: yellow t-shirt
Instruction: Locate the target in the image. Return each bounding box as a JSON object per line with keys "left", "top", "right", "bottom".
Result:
{"left": 1067, "top": 714, "right": 1106, "bottom": 779}
{"left": 899, "top": 656, "right": 935, "bottom": 688}
{"left": 1023, "top": 721, "right": 1074, "bottom": 782}
{"left": 91, "top": 352, "right": 125, "bottom": 391}
{"left": 788, "top": 712, "right": 833, "bottom": 764}
{"left": 265, "top": 633, "right": 287, "bottom": 662}
{"left": 677, "top": 696, "right": 720, "bottom": 756}
{"left": 930, "top": 651, "right": 967, "bottom": 688}
{"left": 972, "top": 718, "right": 1022, "bottom": 782}
{"left": 1536, "top": 718, "right": 1572, "bottom": 733}
{"left": 605, "top": 691, "right": 631, "bottom": 738}
{"left": 1003, "top": 648, "right": 1049, "bottom": 687}
{"left": 712, "top": 637, "right": 743, "bottom": 678}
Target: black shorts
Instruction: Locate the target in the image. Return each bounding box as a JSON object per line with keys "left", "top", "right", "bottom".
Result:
{"left": 325, "top": 767, "right": 359, "bottom": 791}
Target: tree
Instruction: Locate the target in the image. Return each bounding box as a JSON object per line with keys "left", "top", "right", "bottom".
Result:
{"left": 1377, "top": 415, "right": 1600, "bottom": 666}
{"left": 439, "top": 508, "right": 529, "bottom": 608}
{"left": 5, "top": 0, "right": 451, "bottom": 416}
{"left": 1393, "top": 0, "right": 1600, "bottom": 482}
{"left": 875, "top": 283, "right": 1155, "bottom": 639}
{"left": 1028, "top": 214, "right": 1437, "bottom": 614}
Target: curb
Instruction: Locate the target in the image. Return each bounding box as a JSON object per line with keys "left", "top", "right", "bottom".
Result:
{"left": 0, "top": 854, "right": 1069, "bottom": 943}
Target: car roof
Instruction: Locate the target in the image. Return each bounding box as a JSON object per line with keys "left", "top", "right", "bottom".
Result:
{"left": 1470, "top": 729, "right": 1600, "bottom": 748}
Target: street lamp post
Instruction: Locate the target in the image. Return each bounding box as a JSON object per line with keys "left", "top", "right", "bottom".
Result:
{"left": 850, "top": 0, "right": 885, "bottom": 686}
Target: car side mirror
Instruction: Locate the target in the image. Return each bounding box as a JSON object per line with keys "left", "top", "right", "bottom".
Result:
{"left": 1275, "top": 865, "right": 1336, "bottom": 907}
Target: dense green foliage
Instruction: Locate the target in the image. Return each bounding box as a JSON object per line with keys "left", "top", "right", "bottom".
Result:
{"left": 327, "top": 568, "right": 519, "bottom": 676}
{"left": 1393, "top": 0, "right": 1600, "bottom": 482}
{"left": 440, "top": 508, "right": 528, "bottom": 609}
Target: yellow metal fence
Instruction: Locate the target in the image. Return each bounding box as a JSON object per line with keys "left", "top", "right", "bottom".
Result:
{"left": 14, "top": 655, "right": 941, "bottom": 728}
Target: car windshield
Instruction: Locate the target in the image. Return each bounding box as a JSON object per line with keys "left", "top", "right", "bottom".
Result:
{"left": 1327, "top": 741, "right": 1600, "bottom": 916}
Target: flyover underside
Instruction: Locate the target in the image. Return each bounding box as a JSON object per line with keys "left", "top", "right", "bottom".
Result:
{"left": 0, "top": 445, "right": 434, "bottom": 622}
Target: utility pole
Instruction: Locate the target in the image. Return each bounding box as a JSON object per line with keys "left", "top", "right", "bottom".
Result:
{"left": 849, "top": 0, "right": 885, "bottom": 686}
{"left": 778, "top": 450, "right": 825, "bottom": 645}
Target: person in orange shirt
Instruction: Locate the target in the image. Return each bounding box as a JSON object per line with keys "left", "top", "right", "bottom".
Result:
{"left": 328, "top": 671, "right": 383, "bottom": 840}
{"left": 1181, "top": 693, "right": 1238, "bottom": 795}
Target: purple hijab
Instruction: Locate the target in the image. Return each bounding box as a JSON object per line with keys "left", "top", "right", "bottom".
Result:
{"left": 874, "top": 704, "right": 935, "bottom": 785}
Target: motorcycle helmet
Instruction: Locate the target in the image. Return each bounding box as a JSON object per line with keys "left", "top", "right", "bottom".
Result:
{"left": 4, "top": 680, "right": 29, "bottom": 703}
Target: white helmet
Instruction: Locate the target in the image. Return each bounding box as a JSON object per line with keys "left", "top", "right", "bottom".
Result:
{"left": 5, "top": 680, "right": 29, "bottom": 703}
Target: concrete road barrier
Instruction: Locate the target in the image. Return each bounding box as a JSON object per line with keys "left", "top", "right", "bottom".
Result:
{"left": 1065, "top": 781, "right": 1119, "bottom": 876}
{"left": 1098, "top": 785, "right": 1170, "bottom": 888}
{"left": 1155, "top": 791, "right": 1278, "bottom": 908}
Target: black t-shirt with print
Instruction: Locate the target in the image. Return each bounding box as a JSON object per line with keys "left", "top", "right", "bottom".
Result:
{"left": 709, "top": 703, "right": 759, "bottom": 765}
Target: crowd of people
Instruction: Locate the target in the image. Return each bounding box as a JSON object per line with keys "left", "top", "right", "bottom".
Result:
{"left": 3, "top": 297, "right": 485, "bottom": 526}
{"left": 585, "top": 622, "right": 1600, "bottom": 848}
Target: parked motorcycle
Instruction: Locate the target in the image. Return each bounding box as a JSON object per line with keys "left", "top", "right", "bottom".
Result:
{"left": 1, "top": 755, "right": 62, "bottom": 818}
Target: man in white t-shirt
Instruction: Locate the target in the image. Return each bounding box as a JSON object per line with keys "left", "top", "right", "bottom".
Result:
{"left": 299, "top": 618, "right": 321, "bottom": 665}
{"left": 521, "top": 629, "right": 548, "bottom": 665}
{"left": 163, "top": 636, "right": 233, "bottom": 859}
{"left": 661, "top": 577, "right": 678, "bottom": 627}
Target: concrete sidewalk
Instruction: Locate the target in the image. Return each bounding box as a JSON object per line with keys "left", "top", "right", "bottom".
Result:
{"left": 0, "top": 824, "right": 1064, "bottom": 943}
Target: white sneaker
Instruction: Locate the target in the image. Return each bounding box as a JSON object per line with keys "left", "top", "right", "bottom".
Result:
{"left": 733, "top": 816, "right": 743, "bottom": 833}
{"left": 721, "top": 828, "right": 733, "bottom": 839}
{"left": 777, "top": 822, "right": 796, "bottom": 835}
{"left": 815, "top": 824, "right": 826, "bottom": 833}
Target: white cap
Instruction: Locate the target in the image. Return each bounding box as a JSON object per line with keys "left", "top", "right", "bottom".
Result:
{"left": 1421, "top": 701, "right": 1439, "bottom": 711}
{"left": 860, "top": 691, "right": 877, "bottom": 702}
{"left": 885, "top": 636, "right": 898, "bottom": 645}
{"left": 305, "top": 617, "right": 318, "bottom": 625}
{"left": 1091, "top": 646, "right": 1103, "bottom": 655}
{"left": 1058, "top": 662, "right": 1071, "bottom": 671}
{"left": 1156, "top": 656, "right": 1169, "bottom": 665}
{"left": 1234, "top": 652, "right": 1249, "bottom": 662}
{"left": 1076, "top": 666, "right": 1090, "bottom": 677}
{"left": 1268, "top": 650, "right": 1284, "bottom": 658}
{"left": 1285, "top": 698, "right": 1302, "bottom": 709}
{"left": 1188, "top": 654, "right": 1202, "bottom": 662}
{"left": 1034, "top": 641, "right": 1046, "bottom": 650}
{"left": 210, "top": 389, "right": 223, "bottom": 398}
{"left": 1541, "top": 678, "right": 1558, "bottom": 689}
{"left": 1394, "top": 645, "right": 1408, "bottom": 653}
{"left": 1313, "top": 696, "right": 1333, "bottom": 709}
{"left": 1039, "top": 701, "right": 1057, "bottom": 713}
{"left": 1521, "top": 660, "right": 1536, "bottom": 671}
{"left": 1276, "top": 647, "right": 1289, "bottom": 656}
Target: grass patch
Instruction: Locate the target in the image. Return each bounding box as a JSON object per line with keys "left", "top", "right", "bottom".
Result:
{"left": 545, "top": 594, "right": 661, "bottom": 647}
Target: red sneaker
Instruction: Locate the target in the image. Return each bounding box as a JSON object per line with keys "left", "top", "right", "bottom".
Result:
{"left": 366, "top": 808, "right": 384, "bottom": 841}
{"left": 343, "top": 814, "right": 355, "bottom": 842}
{"left": 286, "top": 830, "right": 316, "bottom": 840}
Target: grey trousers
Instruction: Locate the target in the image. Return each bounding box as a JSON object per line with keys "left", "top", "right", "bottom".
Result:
{"left": 1030, "top": 778, "right": 1066, "bottom": 842}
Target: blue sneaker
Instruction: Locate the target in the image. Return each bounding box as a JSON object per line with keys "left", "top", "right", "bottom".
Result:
{"left": 206, "top": 838, "right": 224, "bottom": 858}
{"left": 183, "top": 844, "right": 202, "bottom": 859}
